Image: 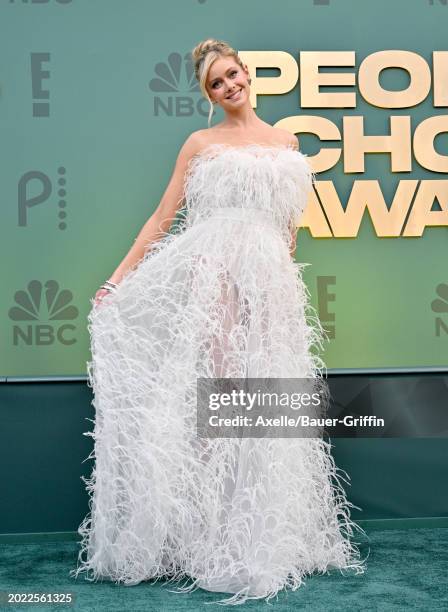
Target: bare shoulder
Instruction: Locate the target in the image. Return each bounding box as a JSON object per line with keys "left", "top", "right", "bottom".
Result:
{"left": 273, "top": 127, "right": 298, "bottom": 149}
{"left": 176, "top": 130, "right": 206, "bottom": 163}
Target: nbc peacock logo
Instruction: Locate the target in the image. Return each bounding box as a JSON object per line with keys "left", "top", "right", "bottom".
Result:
{"left": 149, "top": 52, "right": 214, "bottom": 119}
{"left": 431, "top": 283, "right": 448, "bottom": 337}
{"left": 8, "top": 280, "right": 79, "bottom": 346}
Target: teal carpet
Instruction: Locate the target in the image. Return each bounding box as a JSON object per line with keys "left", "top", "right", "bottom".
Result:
{"left": 0, "top": 528, "right": 447, "bottom": 611}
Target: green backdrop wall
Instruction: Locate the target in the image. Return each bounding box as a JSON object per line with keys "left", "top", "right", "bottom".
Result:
{"left": 2, "top": 0, "right": 447, "bottom": 377}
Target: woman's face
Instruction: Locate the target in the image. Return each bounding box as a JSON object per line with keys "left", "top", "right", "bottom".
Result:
{"left": 206, "top": 57, "right": 250, "bottom": 109}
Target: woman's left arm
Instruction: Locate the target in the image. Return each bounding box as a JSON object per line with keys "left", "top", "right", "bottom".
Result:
{"left": 289, "top": 220, "right": 298, "bottom": 259}
{"left": 286, "top": 131, "right": 300, "bottom": 259}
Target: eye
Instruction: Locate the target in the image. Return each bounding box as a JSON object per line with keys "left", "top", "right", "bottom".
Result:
{"left": 211, "top": 70, "right": 239, "bottom": 89}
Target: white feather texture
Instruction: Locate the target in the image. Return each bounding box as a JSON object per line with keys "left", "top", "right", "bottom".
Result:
{"left": 70, "top": 143, "right": 369, "bottom": 605}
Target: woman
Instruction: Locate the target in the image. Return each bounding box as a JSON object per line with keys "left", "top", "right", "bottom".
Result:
{"left": 71, "top": 38, "right": 368, "bottom": 606}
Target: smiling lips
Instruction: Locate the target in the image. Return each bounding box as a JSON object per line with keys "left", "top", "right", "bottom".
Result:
{"left": 227, "top": 88, "right": 242, "bottom": 100}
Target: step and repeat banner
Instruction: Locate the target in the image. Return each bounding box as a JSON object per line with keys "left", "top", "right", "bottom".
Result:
{"left": 2, "top": 0, "right": 447, "bottom": 376}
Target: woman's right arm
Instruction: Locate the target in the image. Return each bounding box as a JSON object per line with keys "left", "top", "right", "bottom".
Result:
{"left": 106, "top": 132, "right": 202, "bottom": 287}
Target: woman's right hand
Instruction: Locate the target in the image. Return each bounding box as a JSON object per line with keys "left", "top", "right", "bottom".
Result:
{"left": 93, "top": 287, "right": 112, "bottom": 308}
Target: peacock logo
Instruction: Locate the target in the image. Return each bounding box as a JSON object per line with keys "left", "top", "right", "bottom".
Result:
{"left": 431, "top": 283, "right": 448, "bottom": 337}
{"left": 8, "top": 280, "right": 79, "bottom": 346}
{"left": 431, "top": 283, "right": 448, "bottom": 313}
{"left": 149, "top": 52, "right": 214, "bottom": 119}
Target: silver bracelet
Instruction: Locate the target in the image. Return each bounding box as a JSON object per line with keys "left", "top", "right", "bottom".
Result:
{"left": 100, "top": 279, "right": 118, "bottom": 292}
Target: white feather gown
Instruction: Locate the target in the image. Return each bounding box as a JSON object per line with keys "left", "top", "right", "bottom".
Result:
{"left": 70, "top": 143, "right": 368, "bottom": 605}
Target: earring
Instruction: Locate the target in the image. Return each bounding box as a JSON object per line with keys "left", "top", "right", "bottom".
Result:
{"left": 248, "top": 77, "right": 252, "bottom": 85}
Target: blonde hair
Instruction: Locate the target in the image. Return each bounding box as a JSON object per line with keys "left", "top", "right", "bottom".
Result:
{"left": 191, "top": 38, "right": 246, "bottom": 127}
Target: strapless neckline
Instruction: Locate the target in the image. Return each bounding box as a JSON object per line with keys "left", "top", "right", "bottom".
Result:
{"left": 192, "top": 142, "right": 300, "bottom": 162}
